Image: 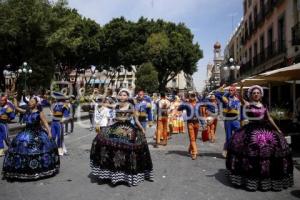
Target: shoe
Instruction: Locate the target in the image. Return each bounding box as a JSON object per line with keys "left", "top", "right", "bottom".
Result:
{"left": 0, "top": 149, "right": 5, "bottom": 157}
{"left": 191, "top": 154, "right": 197, "bottom": 160}
{"left": 153, "top": 143, "right": 159, "bottom": 148}
{"left": 63, "top": 143, "right": 67, "bottom": 154}
{"left": 161, "top": 141, "right": 167, "bottom": 146}
{"left": 222, "top": 150, "right": 227, "bottom": 158}
{"left": 58, "top": 148, "right": 64, "bottom": 156}
{"left": 188, "top": 147, "right": 192, "bottom": 155}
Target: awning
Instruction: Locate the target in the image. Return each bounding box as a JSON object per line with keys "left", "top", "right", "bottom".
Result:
{"left": 224, "top": 85, "right": 269, "bottom": 90}
{"left": 257, "top": 63, "right": 300, "bottom": 81}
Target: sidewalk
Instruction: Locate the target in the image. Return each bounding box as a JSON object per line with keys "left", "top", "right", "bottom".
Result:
{"left": 8, "top": 107, "right": 90, "bottom": 135}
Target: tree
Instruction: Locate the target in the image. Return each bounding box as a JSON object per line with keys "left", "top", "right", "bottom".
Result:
{"left": 135, "top": 62, "right": 159, "bottom": 94}
{"left": 145, "top": 22, "right": 203, "bottom": 91}
{"left": 0, "top": 0, "right": 57, "bottom": 91}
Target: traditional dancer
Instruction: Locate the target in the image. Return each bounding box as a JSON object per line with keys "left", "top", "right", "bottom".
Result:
{"left": 215, "top": 84, "right": 241, "bottom": 157}
{"left": 2, "top": 95, "right": 59, "bottom": 180}
{"left": 178, "top": 92, "right": 202, "bottom": 160}
{"left": 135, "top": 90, "right": 153, "bottom": 130}
{"left": 90, "top": 89, "right": 153, "bottom": 186}
{"left": 226, "top": 84, "right": 293, "bottom": 191}
{"left": 169, "top": 96, "right": 185, "bottom": 134}
{"left": 206, "top": 95, "right": 219, "bottom": 143}
{"left": 0, "top": 96, "right": 15, "bottom": 156}
{"left": 51, "top": 92, "right": 68, "bottom": 156}
{"left": 154, "top": 93, "right": 170, "bottom": 147}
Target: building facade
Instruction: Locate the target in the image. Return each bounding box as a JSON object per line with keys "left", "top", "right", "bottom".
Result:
{"left": 166, "top": 71, "right": 195, "bottom": 92}
{"left": 222, "top": 0, "right": 300, "bottom": 107}
{"left": 239, "top": 0, "right": 300, "bottom": 79}
{"left": 69, "top": 66, "right": 194, "bottom": 94}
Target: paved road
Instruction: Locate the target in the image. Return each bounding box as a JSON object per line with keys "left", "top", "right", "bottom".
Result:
{"left": 0, "top": 120, "right": 300, "bottom": 200}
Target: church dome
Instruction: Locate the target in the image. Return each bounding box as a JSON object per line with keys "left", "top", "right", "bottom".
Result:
{"left": 214, "top": 42, "right": 221, "bottom": 49}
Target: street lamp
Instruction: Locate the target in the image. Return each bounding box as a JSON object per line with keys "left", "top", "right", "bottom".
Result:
{"left": 223, "top": 57, "right": 240, "bottom": 84}
{"left": 18, "top": 61, "right": 33, "bottom": 93}
{"left": 223, "top": 57, "right": 240, "bottom": 71}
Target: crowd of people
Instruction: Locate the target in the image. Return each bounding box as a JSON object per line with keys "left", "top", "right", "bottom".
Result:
{"left": 0, "top": 84, "right": 294, "bottom": 190}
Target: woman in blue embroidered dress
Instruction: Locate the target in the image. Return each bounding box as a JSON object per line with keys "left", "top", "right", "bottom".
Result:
{"left": 226, "top": 84, "right": 293, "bottom": 191}
{"left": 90, "top": 89, "right": 153, "bottom": 186}
{"left": 2, "top": 95, "right": 59, "bottom": 180}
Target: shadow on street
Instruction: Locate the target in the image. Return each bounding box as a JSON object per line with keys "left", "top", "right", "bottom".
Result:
{"left": 291, "top": 190, "right": 300, "bottom": 198}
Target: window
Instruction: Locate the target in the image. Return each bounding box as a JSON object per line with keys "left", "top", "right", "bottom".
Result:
{"left": 244, "top": 0, "right": 247, "bottom": 14}
{"left": 248, "top": 0, "right": 252, "bottom": 7}
{"left": 278, "top": 14, "right": 286, "bottom": 52}
{"left": 260, "top": 0, "right": 265, "bottom": 14}
{"left": 172, "top": 79, "right": 177, "bottom": 88}
{"left": 128, "top": 80, "right": 132, "bottom": 87}
{"left": 260, "top": 34, "right": 265, "bottom": 61}
{"left": 254, "top": 42, "right": 258, "bottom": 65}
{"left": 267, "top": 26, "right": 273, "bottom": 57}
{"left": 249, "top": 47, "right": 252, "bottom": 66}
{"left": 254, "top": 5, "right": 258, "bottom": 26}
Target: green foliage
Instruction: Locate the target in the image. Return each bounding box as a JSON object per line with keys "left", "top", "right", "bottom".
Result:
{"left": 135, "top": 62, "right": 159, "bottom": 94}
{"left": 0, "top": 1, "right": 202, "bottom": 92}
{"left": 145, "top": 22, "right": 203, "bottom": 91}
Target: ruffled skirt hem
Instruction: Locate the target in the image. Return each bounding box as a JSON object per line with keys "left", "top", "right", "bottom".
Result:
{"left": 90, "top": 163, "right": 153, "bottom": 186}
{"left": 2, "top": 168, "right": 59, "bottom": 180}
{"left": 226, "top": 171, "right": 294, "bottom": 191}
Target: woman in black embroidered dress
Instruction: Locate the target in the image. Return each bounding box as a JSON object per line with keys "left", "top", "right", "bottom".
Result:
{"left": 90, "top": 89, "right": 153, "bottom": 186}
{"left": 226, "top": 84, "right": 293, "bottom": 191}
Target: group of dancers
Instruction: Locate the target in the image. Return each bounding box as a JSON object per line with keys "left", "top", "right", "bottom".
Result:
{"left": 0, "top": 84, "right": 294, "bottom": 190}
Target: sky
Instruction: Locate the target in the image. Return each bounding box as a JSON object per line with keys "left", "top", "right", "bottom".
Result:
{"left": 67, "top": 0, "right": 243, "bottom": 91}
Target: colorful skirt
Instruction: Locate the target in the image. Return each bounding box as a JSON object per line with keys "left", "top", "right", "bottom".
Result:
{"left": 2, "top": 128, "right": 60, "bottom": 180}
{"left": 169, "top": 117, "right": 185, "bottom": 134}
{"left": 226, "top": 122, "right": 293, "bottom": 191}
{"left": 90, "top": 121, "right": 153, "bottom": 186}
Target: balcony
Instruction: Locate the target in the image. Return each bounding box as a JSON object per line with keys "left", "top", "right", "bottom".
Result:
{"left": 253, "top": 16, "right": 258, "bottom": 31}
{"left": 292, "top": 23, "right": 300, "bottom": 45}
{"left": 266, "top": 43, "right": 275, "bottom": 59}
{"left": 257, "top": 11, "right": 265, "bottom": 27}
{"left": 265, "top": 0, "right": 274, "bottom": 17}
{"left": 259, "top": 51, "right": 265, "bottom": 64}
{"left": 240, "top": 40, "right": 286, "bottom": 77}
{"left": 253, "top": 55, "right": 259, "bottom": 67}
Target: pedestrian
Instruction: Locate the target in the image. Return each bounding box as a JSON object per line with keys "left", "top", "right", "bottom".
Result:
{"left": 63, "top": 98, "right": 71, "bottom": 135}
{"left": 2, "top": 95, "right": 59, "bottom": 180}
{"left": 88, "top": 96, "right": 96, "bottom": 131}
{"left": 0, "top": 96, "right": 15, "bottom": 156}
{"left": 226, "top": 84, "right": 293, "bottom": 191}
{"left": 94, "top": 97, "right": 111, "bottom": 134}
{"left": 65, "top": 95, "right": 77, "bottom": 134}
{"left": 90, "top": 88, "right": 153, "bottom": 186}
{"left": 17, "top": 90, "right": 28, "bottom": 125}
